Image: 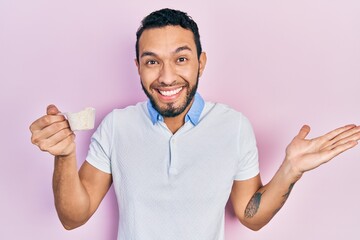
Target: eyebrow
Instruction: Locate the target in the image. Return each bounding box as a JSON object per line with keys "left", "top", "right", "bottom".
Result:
{"left": 175, "top": 45, "right": 192, "bottom": 53}
{"left": 140, "top": 45, "right": 193, "bottom": 59}
{"left": 140, "top": 51, "right": 157, "bottom": 58}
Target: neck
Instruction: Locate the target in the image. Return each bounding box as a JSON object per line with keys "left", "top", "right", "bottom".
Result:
{"left": 164, "top": 99, "right": 194, "bottom": 134}
{"left": 164, "top": 116, "right": 185, "bottom": 134}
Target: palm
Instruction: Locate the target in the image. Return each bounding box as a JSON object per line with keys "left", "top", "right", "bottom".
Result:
{"left": 285, "top": 125, "right": 359, "bottom": 175}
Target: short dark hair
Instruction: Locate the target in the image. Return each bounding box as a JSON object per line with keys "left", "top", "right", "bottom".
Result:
{"left": 135, "top": 8, "right": 202, "bottom": 62}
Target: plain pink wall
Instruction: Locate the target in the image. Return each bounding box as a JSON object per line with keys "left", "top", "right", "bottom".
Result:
{"left": 1, "top": 0, "right": 359, "bottom": 239}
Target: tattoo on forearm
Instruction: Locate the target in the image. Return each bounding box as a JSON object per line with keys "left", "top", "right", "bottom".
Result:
{"left": 244, "top": 183, "right": 295, "bottom": 219}
{"left": 283, "top": 183, "right": 295, "bottom": 199}
{"left": 244, "top": 191, "right": 266, "bottom": 218}
{"left": 273, "top": 183, "right": 295, "bottom": 216}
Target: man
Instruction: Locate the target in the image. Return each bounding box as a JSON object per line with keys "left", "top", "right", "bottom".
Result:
{"left": 30, "top": 8, "right": 360, "bottom": 239}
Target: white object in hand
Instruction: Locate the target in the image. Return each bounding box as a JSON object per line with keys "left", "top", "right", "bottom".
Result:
{"left": 63, "top": 107, "right": 96, "bottom": 131}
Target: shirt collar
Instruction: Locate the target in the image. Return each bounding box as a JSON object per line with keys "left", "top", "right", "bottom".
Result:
{"left": 147, "top": 92, "right": 205, "bottom": 126}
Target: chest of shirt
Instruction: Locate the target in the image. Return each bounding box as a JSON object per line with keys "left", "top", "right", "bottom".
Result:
{"left": 109, "top": 120, "right": 240, "bottom": 204}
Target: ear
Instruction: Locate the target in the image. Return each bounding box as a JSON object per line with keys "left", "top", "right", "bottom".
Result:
{"left": 198, "top": 52, "right": 207, "bottom": 77}
{"left": 134, "top": 58, "right": 140, "bottom": 75}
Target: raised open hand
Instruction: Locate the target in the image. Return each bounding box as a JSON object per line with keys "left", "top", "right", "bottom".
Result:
{"left": 284, "top": 124, "right": 360, "bottom": 180}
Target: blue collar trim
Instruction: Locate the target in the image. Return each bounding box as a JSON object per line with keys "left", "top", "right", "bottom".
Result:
{"left": 147, "top": 92, "right": 204, "bottom": 126}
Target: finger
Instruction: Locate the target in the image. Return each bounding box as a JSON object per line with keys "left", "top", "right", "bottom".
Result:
{"left": 37, "top": 128, "right": 74, "bottom": 152}
{"left": 326, "top": 128, "right": 360, "bottom": 150}
{"left": 320, "top": 140, "right": 358, "bottom": 164}
{"left": 31, "top": 120, "right": 70, "bottom": 145}
{"left": 322, "top": 124, "right": 357, "bottom": 141}
{"left": 30, "top": 114, "right": 66, "bottom": 132}
{"left": 47, "top": 104, "right": 60, "bottom": 115}
{"left": 328, "top": 125, "right": 360, "bottom": 145}
{"left": 29, "top": 105, "right": 61, "bottom": 132}
{"left": 296, "top": 125, "right": 311, "bottom": 139}
{"left": 47, "top": 133, "right": 76, "bottom": 156}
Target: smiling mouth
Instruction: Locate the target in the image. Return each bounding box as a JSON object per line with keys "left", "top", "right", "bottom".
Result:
{"left": 158, "top": 87, "right": 183, "bottom": 97}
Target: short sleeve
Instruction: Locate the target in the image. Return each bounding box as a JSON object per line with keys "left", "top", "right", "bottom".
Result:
{"left": 86, "top": 111, "right": 114, "bottom": 174}
{"left": 234, "top": 115, "right": 259, "bottom": 180}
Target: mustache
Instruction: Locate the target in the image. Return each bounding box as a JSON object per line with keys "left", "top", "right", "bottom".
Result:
{"left": 152, "top": 82, "right": 188, "bottom": 88}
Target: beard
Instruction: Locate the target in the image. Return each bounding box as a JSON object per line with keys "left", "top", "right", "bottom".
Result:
{"left": 141, "top": 73, "right": 199, "bottom": 118}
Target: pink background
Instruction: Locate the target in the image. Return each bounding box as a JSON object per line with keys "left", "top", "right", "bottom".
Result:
{"left": 1, "top": 0, "right": 359, "bottom": 239}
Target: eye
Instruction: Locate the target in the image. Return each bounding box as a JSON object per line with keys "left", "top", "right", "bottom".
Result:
{"left": 177, "top": 57, "right": 187, "bottom": 63}
{"left": 146, "top": 60, "right": 158, "bottom": 65}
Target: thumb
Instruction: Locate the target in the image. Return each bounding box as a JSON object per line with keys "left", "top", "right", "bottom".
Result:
{"left": 297, "top": 125, "right": 311, "bottom": 139}
{"left": 47, "top": 104, "right": 60, "bottom": 115}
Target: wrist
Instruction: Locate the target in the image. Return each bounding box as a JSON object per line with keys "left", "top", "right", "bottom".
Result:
{"left": 55, "top": 149, "right": 76, "bottom": 162}
{"left": 279, "top": 158, "right": 303, "bottom": 183}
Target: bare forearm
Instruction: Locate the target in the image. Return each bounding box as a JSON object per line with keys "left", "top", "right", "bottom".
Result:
{"left": 234, "top": 124, "right": 360, "bottom": 231}
{"left": 52, "top": 154, "right": 91, "bottom": 229}
{"left": 243, "top": 163, "right": 298, "bottom": 230}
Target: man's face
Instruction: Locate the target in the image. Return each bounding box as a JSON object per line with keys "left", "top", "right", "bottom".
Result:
{"left": 136, "top": 26, "right": 206, "bottom": 118}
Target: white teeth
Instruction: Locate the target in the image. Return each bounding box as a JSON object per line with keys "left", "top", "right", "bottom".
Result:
{"left": 159, "top": 87, "right": 182, "bottom": 96}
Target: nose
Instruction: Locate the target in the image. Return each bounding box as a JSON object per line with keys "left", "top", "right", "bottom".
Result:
{"left": 158, "top": 62, "right": 176, "bottom": 85}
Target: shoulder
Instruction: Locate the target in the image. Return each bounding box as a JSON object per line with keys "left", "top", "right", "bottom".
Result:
{"left": 103, "top": 102, "right": 149, "bottom": 121}
{"left": 201, "top": 101, "right": 248, "bottom": 123}
{"left": 95, "top": 102, "right": 149, "bottom": 129}
{"left": 199, "top": 101, "right": 255, "bottom": 136}
{"left": 111, "top": 101, "right": 147, "bottom": 117}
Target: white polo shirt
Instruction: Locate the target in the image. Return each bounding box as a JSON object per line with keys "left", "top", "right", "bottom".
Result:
{"left": 86, "top": 93, "right": 259, "bottom": 240}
